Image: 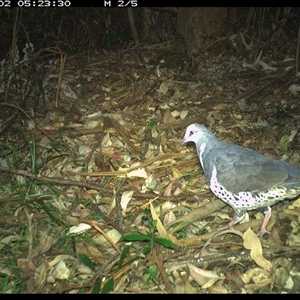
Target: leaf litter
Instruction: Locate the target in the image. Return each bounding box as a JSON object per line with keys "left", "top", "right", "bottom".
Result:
{"left": 1, "top": 37, "right": 300, "bottom": 294}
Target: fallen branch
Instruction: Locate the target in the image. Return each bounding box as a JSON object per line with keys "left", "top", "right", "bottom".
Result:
{"left": 0, "top": 165, "right": 177, "bottom": 201}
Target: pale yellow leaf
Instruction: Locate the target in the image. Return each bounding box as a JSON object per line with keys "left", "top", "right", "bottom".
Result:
{"left": 120, "top": 190, "right": 134, "bottom": 213}
{"left": 171, "top": 110, "right": 181, "bottom": 117}
{"left": 180, "top": 110, "right": 189, "bottom": 119}
{"left": 69, "top": 223, "right": 92, "bottom": 234}
{"left": 93, "top": 228, "right": 122, "bottom": 247}
{"left": 48, "top": 255, "right": 76, "bottom": 268}
{"left": 150, "top": 202, "right": 167, "bottom": 238}
{"left": 157, "top": 82, "right": 169, "bottom": 95}
{"left": 77, "top": 264, "right": 93, "bottom": 275}
{"left": 172, "top": 167, "right": 182, "bottom": 179}
{"left": 151, "top": 127, "right": 159, "bottom": 138}
{"left": 243, "top": 228, "right": 272, "bottom": 271}
{"left": 163, "top": 211, "right": 176, "bottom": 227}
{"left": 51, "top": 260, "right": 70, "bottom": 280}
{"left": 83, "top": 120, "right": 99, "bottom": 129}
{"left": 101, "top": 132, "right": 112, "bottom": 147}
{"left": 241, "top": 267, "right": 270, "bottom": 284}
{"left": 288, "top": 84, "right": 300, "bottom": 96}
{"left": 127, "top": 168, "right": 148, "bottom": 178}
{"left": 291, "top": 198, "right": 300, "bottom": 208}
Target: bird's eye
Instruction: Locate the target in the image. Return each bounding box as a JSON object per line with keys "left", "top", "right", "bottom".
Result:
{"left": 189, "top": 130, "right": 194, "bottom": 136}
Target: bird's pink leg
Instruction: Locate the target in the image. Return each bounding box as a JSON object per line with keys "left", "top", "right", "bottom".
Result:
{"left": 258, "top": 207, "right": 271, "bottom": 237}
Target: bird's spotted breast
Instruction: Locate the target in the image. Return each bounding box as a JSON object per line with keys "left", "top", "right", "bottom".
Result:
{"left": 210, "top": 165, "right": 290, "bottom": 210}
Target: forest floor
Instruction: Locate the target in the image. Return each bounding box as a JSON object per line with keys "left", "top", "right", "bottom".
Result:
{"left": 1, "top": 37, "right": 300, "bottom": 293}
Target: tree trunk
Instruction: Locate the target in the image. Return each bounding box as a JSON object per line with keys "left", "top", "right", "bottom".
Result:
{"left": 177, "top": 7, "right": 229, "bottom": 56}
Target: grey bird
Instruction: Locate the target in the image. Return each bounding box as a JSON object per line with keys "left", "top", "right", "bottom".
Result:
{"left": 182, "top": 123, "right": 300, "bottom": 236}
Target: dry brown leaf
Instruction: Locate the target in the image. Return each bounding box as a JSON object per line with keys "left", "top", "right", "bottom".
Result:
{"left": 245, "top": 278, "right": 272, "bottom": 292}
{"left": 208, "top": 281, "right": 229, "bottom": 294}
{"left": 183, "top": 278, "right": 198, "bottom": 293}
{"left": 163, "top": 181, "right": 173, "bottom": 197}
{"left": 157, "top": 81, "right": 169, "bottom": 95}
{"left": 35, "top": 263, "right": 48, "bottom": 288}
{"left": 241, "top": 267, "right": 271, "bottom": 287}
{"left": 163, "top": 110, "right": 176, "bottom": 124}
{"left": 243, "top": 228, "right": 272, "bottom": 271}
{"left": 286, "top": 231, "right": 300, "bottom": 246}
{"left": 187, "top": 263, "right": 225, "bottom": 290}
{"left": 0, "top": 235, "right": 24, "bottom": 251}
{"left": 283, "top": 207, "right": 300, "bottom": 222}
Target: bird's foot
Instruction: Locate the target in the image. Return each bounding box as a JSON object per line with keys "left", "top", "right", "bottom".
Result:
{"left": 218, "top": 218, "right": 240, "bottom": 231}
{"left": 218, "top": 212, "right": 245, "bottom": 231}
{"left": 257, "top": 228, "right": 270, "bottom": 237}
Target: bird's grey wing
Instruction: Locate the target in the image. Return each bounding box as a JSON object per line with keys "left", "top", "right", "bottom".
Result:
{"left": 211, "top": 145, "right": 291, "bottom": 193}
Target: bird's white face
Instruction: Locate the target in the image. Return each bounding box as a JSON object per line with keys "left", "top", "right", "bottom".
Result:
{"left": 182, "top": 124, "right": 201, "bottom": 144}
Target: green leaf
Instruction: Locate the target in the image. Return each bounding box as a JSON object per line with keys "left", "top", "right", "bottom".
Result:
{"left": 121, "top": 233, "right": 151, "bottom": 242}
{"left": 148, "top": 264, "right": 157, "bottom": 279}
{"left": 77, "top": 253, "right": 94, "bottom": 270}
{"left": 91, "top": 278, "right": 101, "bottom": 294}
{"left": 149, "top": 119, "right": 157, "bottom": 128}
{"left": 120, "top": 245, "right": 130, "bottom": 260}
{"left": 118, "top": 245, "right": 130, "bottom": 269}
{"left": 101, "top": 278, "right": 114, "bottom": 294}
{"left": 279, "top": 134, "right": 290, "bottom": 152}
{"left": 1, "top": 274, "right": 9, "bottom": 294}
{"left": 142, "top": 245, "right": 152, "bottom": 255}
{"left": 155, "top": 237, "right": 175, "bottom": 249}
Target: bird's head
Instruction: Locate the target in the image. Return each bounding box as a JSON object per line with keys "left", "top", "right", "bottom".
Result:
{"left": 182, "top": 123, "right": 212, "bottom": 145}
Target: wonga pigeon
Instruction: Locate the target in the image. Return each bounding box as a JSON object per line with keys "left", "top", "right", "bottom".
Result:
{"left": 182, "top": 123, "right": 300, "bottom": 236}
